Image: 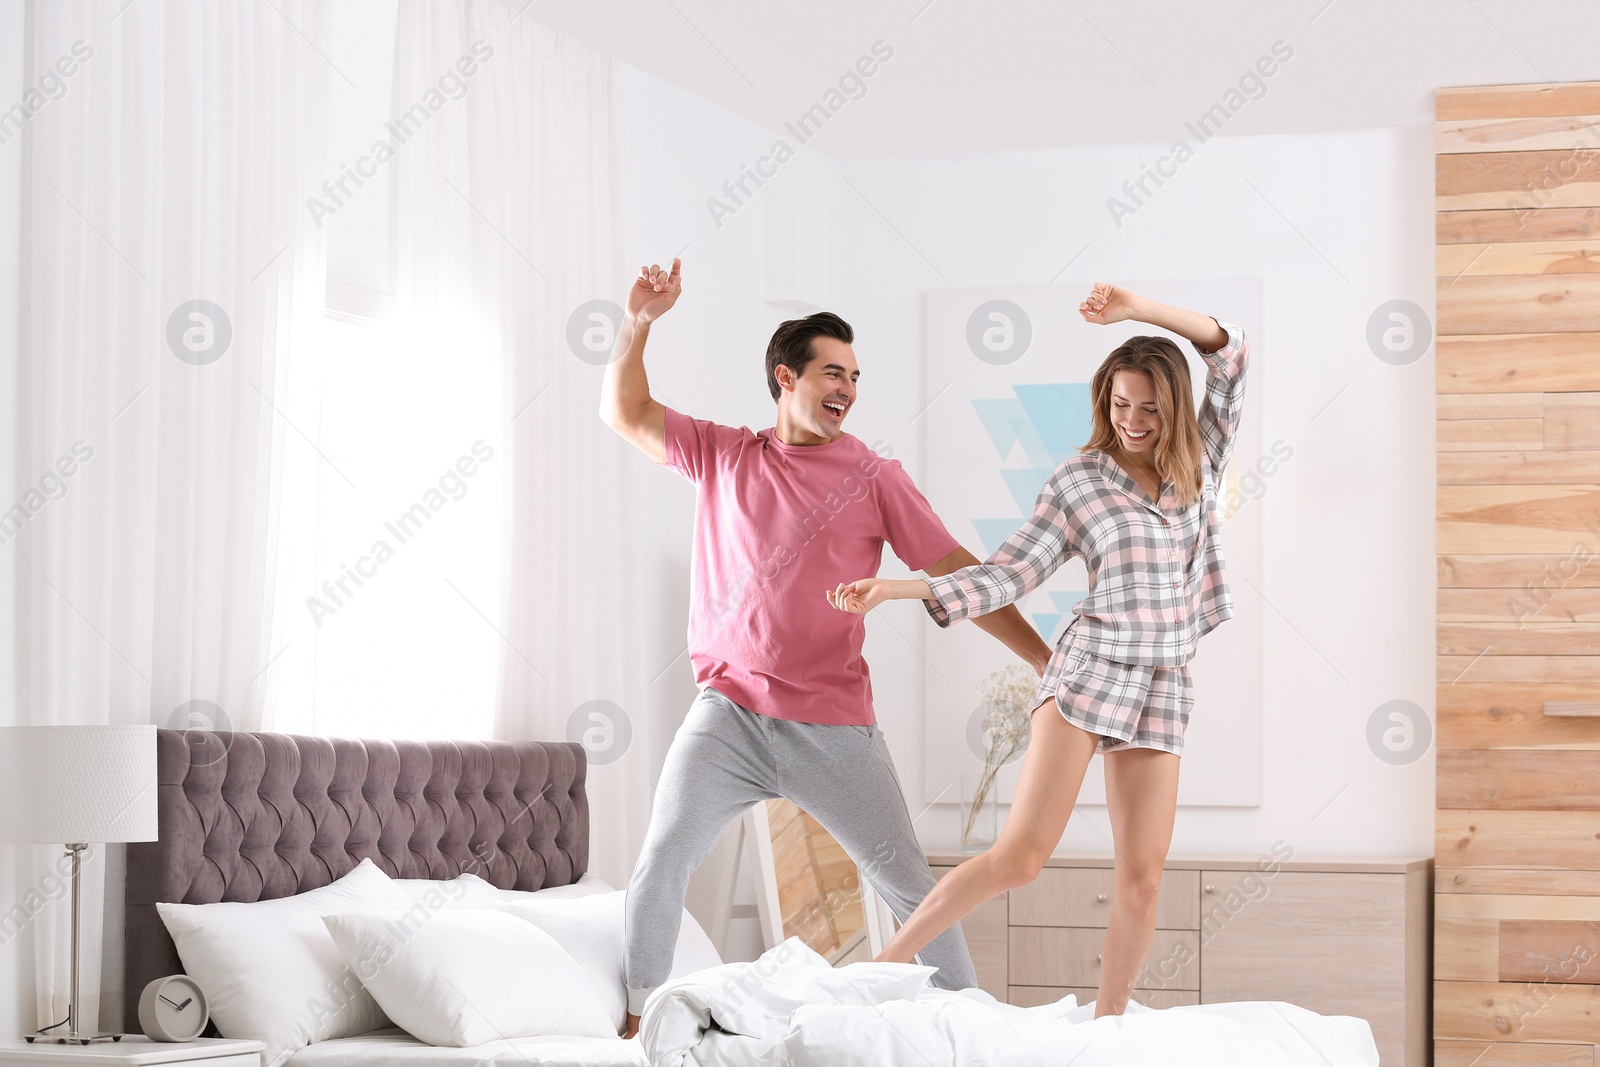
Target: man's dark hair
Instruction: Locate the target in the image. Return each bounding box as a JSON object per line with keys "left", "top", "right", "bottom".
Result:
{"left": 765, "top": 312, "right": 853, "bottom": 401}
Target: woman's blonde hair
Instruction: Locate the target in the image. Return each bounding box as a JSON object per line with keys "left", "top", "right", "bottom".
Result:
{"left": 1082, "top": 336, "right": 1204, "bottom": 506}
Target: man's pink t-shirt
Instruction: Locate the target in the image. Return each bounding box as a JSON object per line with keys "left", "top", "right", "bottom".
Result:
{"left": 663, "top": 407, "right": 960, "bottom": 726}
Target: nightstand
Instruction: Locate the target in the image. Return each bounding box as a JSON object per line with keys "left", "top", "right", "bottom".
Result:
{"left": 0, "top": 1038, "right": 262, "bottom": 1067}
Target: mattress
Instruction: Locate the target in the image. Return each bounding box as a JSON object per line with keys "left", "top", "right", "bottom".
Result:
{"left": 285, "top": 1029, "right": 645, "bottom": 1067}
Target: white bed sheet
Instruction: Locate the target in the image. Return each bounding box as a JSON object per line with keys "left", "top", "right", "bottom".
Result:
{"left": 285, "top": 1028, "right": 645, "bottom": 1067}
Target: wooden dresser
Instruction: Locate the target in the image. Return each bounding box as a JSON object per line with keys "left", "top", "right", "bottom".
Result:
{"left": 928, "top": 850, "right": 1432, "bottom": 1067}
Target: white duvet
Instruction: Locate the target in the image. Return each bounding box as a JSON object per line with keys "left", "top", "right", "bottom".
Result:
{"left": 640, "top": 937, "right": 1381, "bottom": 1067}
{"left": 290, "top": 937, "right": 1380, "bottom": 1067}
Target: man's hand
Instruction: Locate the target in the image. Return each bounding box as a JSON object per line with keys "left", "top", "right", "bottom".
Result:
{"left": 1078, "top": 282, "right": 1138, "bottom": 326}
{"left": 627, "top": 259, "right": 683, "bottom": 325}
{"left": 602, "top": 259, "right": 682, "bottom": 464}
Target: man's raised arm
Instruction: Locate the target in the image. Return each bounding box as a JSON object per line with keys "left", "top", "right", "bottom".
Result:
{"left": 923, "top": 546, "right": 1053, "bottom": 676}
{"left": 599, "top": 258, "right": 682, "bottom": 464}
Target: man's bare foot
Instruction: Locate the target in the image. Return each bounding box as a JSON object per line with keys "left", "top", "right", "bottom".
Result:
{"left": 620, "top": 1013, "right": 641, "bottom": 1039}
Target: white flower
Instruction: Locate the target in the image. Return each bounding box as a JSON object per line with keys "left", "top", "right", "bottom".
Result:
{"left": 966, "top": 665, "right": 1041, "bottom": 844}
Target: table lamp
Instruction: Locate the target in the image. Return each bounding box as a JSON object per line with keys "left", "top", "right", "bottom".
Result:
{"left": 0, "top": 724, "right": 158, "bottom": 1044}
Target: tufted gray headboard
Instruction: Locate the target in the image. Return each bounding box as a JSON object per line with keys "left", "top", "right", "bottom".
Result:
{"left": 124, "top": 730, "right": 589, "bottom": 1031}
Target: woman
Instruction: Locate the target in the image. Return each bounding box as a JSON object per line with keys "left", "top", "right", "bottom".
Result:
{"left": 827, "top": 282, "right": 1247, "bottom": 1017}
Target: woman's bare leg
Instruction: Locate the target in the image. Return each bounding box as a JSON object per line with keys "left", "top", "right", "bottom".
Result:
{"left": 1094, "top": 746, "right": 1181, "bottom": 1017}
{"left": 875, "top": 699, "right": 1101, "bottom": 965}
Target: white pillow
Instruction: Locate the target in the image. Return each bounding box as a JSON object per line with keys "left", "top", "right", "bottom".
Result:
{"left": 393, "top": 873, "right": 504, "bottom": 910}
{"left": 321, "top": 909, "right": 615, "bottom": 1046}
{"left": 496, "top": 890, "right": 723, "bottom": 1029}
{"left": 505, "top": 872, "right": 616, "bottom": 900}
{"left": 156, "top": 858, "right": 413, "bottom": 1067}
{"left": 395, "top": 871, "right": 616, "bottom": 909}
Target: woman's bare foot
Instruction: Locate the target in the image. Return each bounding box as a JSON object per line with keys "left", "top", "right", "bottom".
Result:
{"left": 620, "top": 1013, "right": 641, "bottom": 1039}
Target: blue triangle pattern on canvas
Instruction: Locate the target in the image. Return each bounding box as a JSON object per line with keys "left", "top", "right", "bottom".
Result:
{"left": 971, "top": 398, "right": 1028, "bottom": 459}
{"left": 1013, "top": 383, "right": 1093, "bottom": 463}
{"left": 1051, "top": 591, "right": 1087, "bottom": 613}
{"left": 972, "top": 518, "right": 1021, "bottom": 557}
{"left": 1000, "top": 468, "right": 1056, "bottom": 513}
{"left": 966, "top": 381, "right": 1093, "bottom": 570}
{"left": 1031, "top": 613, "right": 1063, "bottom": 639}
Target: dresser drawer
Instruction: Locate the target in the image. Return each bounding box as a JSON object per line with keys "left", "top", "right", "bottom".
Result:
{"left": 1009, "top": 867, "right": 1200, "bottom": 930}
{"left": 1009, "top": 985, "right": 1201, "bottom": 1010}
{"left": 1008, "top": 927, "right": 1200, "bottom": 990}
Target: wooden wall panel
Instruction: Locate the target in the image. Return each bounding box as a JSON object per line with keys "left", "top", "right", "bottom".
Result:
{"left": 1437, "top": 682, "right": 1600, "bottom": 749}
{"left": 1437, "top": 417, "right": 1544, "bottom": 451}
{"left": 1437, "top": 333, "right": 1600, "bottom": 393}
{"left": 1499, "top": 919, "right": 1600, "bottom": 984}
{"left": 1438, "top": 590, "right": 1600, "bottom": 624}
{"left": 1438, "top": 276, "right": 1600, "bottom": 333}
{"left": 1436, "top": 81, "right": 1600, "bottom": 1062}
{"left": 1438, "top": 206, "right": 1600, "bottom": 245}
{"left": 1438, "top": 485, "right": 1600, "bottom": 554}
{"left": 1436, "top": 980, "right": 1600, "bottom": 1044}
{"left": 1439, "top": 554, "right": 1600, "bottom": 587}
{"left": 1545, "top": 394, "right": 1600, "bottom": 449}
{"left": 1436, "top": 240, "right": 1600, "bottom": 274}
{"left": 1436, "top": 150, "right": 1600, "bottom": 213}
{"left": 1437, "top": 750, "right": 1600, "bottom": 807}
{"left": 1436, "top": 117, "right": 1600, "bottom": 154}
{"left": 1440, "top": 869, "right": 1600, "bottom": 896}
{"left": 1440, "top": 451, "right": 1600, "bottom": 484}
{"left": 1437, "top": 82, "right": 1600, "bottom": 120}
{"left": 1439, "top": 654, "right": 1600, "bottom": 685}
{"left": 1439, "top": 622, "right": 1600, "bottom": 656}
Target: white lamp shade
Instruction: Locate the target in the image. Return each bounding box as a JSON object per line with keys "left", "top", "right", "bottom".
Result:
{"left": 0, "top": 725, "right": 159, "bottom": 844}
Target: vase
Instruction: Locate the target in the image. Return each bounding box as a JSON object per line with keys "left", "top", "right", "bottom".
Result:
{"left": 961, "top": 771, "right": 996, "bottom": 852}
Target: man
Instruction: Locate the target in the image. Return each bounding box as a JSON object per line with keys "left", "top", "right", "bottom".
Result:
{"left": 600, "top": 259, "right": 1052, "bottom": 1038}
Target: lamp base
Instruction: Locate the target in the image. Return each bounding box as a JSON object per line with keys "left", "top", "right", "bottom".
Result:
{"left": 24, "top": 1032, "right": 124, "bottom": 1045}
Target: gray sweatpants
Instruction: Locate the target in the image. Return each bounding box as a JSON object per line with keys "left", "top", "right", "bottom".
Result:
{"left": 623, "top": 685, "right": 977, "bottom": 1015}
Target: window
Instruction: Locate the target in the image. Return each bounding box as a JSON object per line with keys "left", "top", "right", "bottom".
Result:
{"left": 266, "top": 299, "right": 505, "bottom": 739}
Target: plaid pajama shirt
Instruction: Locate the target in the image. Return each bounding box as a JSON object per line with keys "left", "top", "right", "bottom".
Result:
{"left": 926, "top": 321, "right": 1248, "bottom": 754}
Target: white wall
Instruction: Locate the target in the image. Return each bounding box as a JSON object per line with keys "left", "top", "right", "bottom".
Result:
{"left": 619, "top": 58, "right": 1437, "bottom": 960}
{"left": 1, "top": 0, "right": 27, "bottom": 1038}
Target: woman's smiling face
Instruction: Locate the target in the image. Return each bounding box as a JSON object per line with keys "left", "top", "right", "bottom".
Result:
{"left": 1109, "top": 369, "right": 1161, "bottom": 454}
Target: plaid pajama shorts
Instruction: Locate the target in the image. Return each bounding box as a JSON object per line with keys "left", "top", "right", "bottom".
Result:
{"left": 1034, "top": 624, "right": 1193, "bottom": 756}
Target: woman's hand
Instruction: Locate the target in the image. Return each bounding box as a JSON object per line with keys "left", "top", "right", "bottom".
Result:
{"left": 829, "top": 578, "right": 905, "bottom": 615}
{"left": 828, "top": 579, "right": 889, "bottom": 614}
{"left": 1078, "top": 282, "right": 1140, "bottom": 326}
{"left": 1081, "top": 283, "right": 1228, "bottom": 352}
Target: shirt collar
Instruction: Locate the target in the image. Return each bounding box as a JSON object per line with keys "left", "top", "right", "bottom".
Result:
{"left": 1093, "top": 449, "right": 1178, "bottom": 513}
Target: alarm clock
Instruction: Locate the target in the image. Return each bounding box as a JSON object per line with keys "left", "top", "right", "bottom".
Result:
{"left": 137, "top": 975, "right": 210, "bottom": 1042}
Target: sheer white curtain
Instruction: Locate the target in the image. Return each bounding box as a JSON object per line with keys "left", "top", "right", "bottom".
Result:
{"left": 387, "top": 0, "right": 650, "bottom": 889}
{"left": 17, "top": 0, "right": 330, "bottom": 1030}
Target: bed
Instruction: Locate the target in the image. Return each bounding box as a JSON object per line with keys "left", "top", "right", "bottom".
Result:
{"left": 123, "top": 730, "right": 641, "bottom": 1066}
{"left": 126, "top": 729, "right": 1380, "bottom": 1067}
{"left": 126, "top": 729, "right": 592, "bottom": 1022}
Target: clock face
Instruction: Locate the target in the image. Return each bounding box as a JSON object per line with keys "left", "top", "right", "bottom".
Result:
{"left": 139, "top": 975, "right": 209, "bottom": 1042}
